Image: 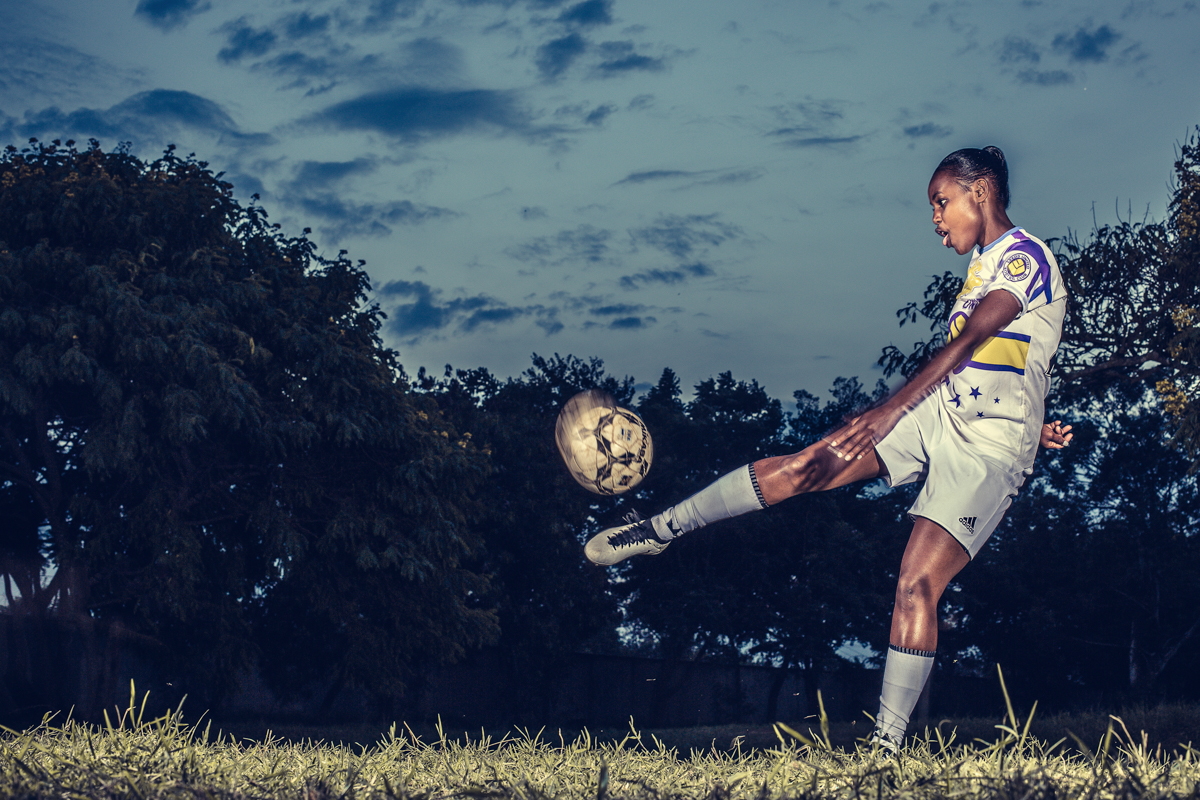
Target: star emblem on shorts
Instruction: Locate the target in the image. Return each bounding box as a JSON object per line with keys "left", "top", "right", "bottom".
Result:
{"left": 994, "top": 397, "right": 1000, "bottom": 404}
{"left": 970, "top": 386, "right": 981, "bottom": 399}
{"left": 977, "top": 411, "right": 985, "bottom": 418}
{"left": 950, "top": 392, "right": 962, "bottom": 408}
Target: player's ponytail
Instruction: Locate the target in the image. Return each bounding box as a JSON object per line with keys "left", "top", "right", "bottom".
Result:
{"left": 935, "top": 146, "right": 1011, "bottom": 209}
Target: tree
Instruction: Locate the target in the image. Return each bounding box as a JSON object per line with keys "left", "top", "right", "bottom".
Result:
{"left": 945, "top": 383, "right": 1200, "bottom": 703}
{"left": 0, "top": 140, "right": 495, "bottom": 717}
{"left": 609, "top": 371, "right": 901, "bottom": 722}
{"left": 416, "top": 354, "right": 627, "bottom": 722}
{"left": 1050, "top": 130, "right": 1200, "bottom": 459}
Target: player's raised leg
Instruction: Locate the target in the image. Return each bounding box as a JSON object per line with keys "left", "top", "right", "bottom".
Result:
{"left": 871, "top": 517, "right": 969, "bottom": 750}
{"left": 584, "top": 437, "right": 881, "bottom": 565}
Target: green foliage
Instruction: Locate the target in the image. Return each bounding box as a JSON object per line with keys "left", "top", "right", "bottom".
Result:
{"left": 0, "top": 140, "right": 495, "bottom": 711}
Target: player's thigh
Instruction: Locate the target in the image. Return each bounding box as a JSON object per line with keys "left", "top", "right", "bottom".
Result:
{"left": 755, "top": 441, "right": 882, "bottom": 503}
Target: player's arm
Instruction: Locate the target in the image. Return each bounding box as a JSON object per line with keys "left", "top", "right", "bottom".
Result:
{"left": 831, "top": 289, "right": 1022, "bottom": 460}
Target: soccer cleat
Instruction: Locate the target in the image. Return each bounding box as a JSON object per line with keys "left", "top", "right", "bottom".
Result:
{"left": 584, "top": 510, "right": 670, "bottom": 565}
{"left": 867, "top": 728, "right": 901, "bottom": 755}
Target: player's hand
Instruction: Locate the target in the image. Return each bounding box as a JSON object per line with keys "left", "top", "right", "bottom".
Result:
{"left": 826, "top": 404, "right": 904, "bottom": 462}
{"left": 1040, "top": 420, "right": 1073, "bottom": 450}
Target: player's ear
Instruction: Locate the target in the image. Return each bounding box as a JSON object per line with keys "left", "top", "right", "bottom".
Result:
{"left": 972, "top": 178, "right": 990, "bottom": 203}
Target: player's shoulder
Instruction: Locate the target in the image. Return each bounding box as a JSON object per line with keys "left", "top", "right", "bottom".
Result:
{"left": 997, "top": 228, "right": 1056, "bottom": 260}
{"left": 994, "top": 228, "right": 1058, "bottom": 277}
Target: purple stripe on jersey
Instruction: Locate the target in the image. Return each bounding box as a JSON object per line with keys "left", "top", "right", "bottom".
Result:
{"left": 1004, "top": 241, "right": 1053, "bottom": 304}
{"left": 993, "top": 331, "right": 1032, "bottom": 343}
{"left": 964, "top": 360, "right": 1026, "bottom": 375}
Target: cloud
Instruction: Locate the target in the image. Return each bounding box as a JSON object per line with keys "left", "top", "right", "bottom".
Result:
{"left": 281, "top": 157, "right": 455, "bottom": 241}
{"left": 628, "top": 94, "right": 655, "bottom": 111}
{"left": 260, "top": 51, "right": 335, "bottom": 82}
{"left": 608, "top": 316, "right": 656, "bottom": 329}
{"left": 364, "top": 0, "right": 422, "bottom": 27}
{"left": 629, "top": 216, "right": 741, "bottom": 259}
{"left": 1052, "top": 24, "right": 1121, "bottom": 62}
{"left": 591, "top": 303, "right": 648, "bottom": 316}
{"left": 595, "top": 41, "right": 666, "bottom": 74}
{"left": 537, "top": 33, "right": 588, "bottom": 78}
{"left": 303, "top": 87, "right": 540, "bottom": 143}
{"left": 377, "top": 280, "right": 559, "bottom": 338}
{"left": 1016, "top": 69, "right": 1074, "bottom": 86}
{"left": 558, "top": 0, "right": 613, "bottom": 27}
{"left": 295, "top": 196, "right": 456, "bottom": 242}
{"left": 7, "top": 89, "right": 271, "bottom": 147}
{"left": 290, "top": 158, "right": 378, "bottom": 187}
{"left": 0, "top": 39, "right": 139, "bottom": 111}
{"left": 691, "top": 169, "right": 763, "bottom": 187}
{"left": 283, "top": 12, "right": 331, "bottom": 39}
{"left": 616, "top": 169, "right": 696, "bottom": 184}
{"left": 619, "top": 263, "right": 714, "bottom": 289}
{"left": 997, "top": 36, "right": 1041, "bottom": 64}
{"left": 246, "top": 32, "right": 463, "bottom": 94}
{"left": 218, "top": 18, "right": 278, "bottom": 64}
{"left": 584, "top": 104, "right": 617, "bottom": 125}
{"left": 779, "top": 135, "right": 864, "bottom": 148}
{"left": 506, "top": 225, "right": 613, "bottom": 266}
{"left": 768, "top": 98, "right": 861, "bottom": 148}
{"left": 902, "top": 122, "right": 952, "bottom": 139}
{"left": 615, "top": 168, "right": 763, "bottom": 188}
{"left": 135, "top": 0, "right": 210, "bottom": 30}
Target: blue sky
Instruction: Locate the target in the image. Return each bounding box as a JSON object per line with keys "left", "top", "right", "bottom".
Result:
{"left": 3, "top": 0, "right": 1198, "bottom": 403}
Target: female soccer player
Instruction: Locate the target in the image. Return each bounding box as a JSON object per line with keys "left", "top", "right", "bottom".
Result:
{"left": 584, "top": 146, "right": 1071, "bottom": 750}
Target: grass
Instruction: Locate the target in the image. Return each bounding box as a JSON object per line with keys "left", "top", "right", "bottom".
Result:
{"left": 3, "top": 679, "right": 1200, "bottom": 800}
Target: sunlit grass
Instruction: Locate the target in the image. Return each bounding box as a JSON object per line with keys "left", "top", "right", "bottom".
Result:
{"left": 3, "top": 676, "right": 1200, "bottom": 799}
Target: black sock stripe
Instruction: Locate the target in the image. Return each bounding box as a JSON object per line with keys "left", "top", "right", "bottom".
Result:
{"left": 888, "top": 644, "right": 936, "bottom": 658}
{"left": 747, "top": 463, "right": 769, "bottom": 509}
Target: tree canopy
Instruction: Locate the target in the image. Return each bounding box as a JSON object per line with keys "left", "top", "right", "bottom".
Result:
{"left": 0, "top": 140, "right": 495, "bottom": 712}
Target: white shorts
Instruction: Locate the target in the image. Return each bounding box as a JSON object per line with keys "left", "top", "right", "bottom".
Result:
{"left": 873, "top": 396, "right": 1026, "bottom": 560}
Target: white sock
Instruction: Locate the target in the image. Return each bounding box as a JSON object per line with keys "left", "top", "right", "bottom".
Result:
{"left": 649, "top": 464, "right": 768, "bottom": 540}
{"left": 875, "top": 645, "right": 935, "bottom": 741}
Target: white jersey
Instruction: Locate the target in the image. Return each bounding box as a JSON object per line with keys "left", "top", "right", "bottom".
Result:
{"left": 939, "top": 227, "right": 1066, "bottom": 471}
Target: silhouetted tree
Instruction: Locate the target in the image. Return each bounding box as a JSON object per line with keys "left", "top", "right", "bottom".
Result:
{"left": 418, "top": 354, "right": 628, "bottom": 722}
{"left": 0, "top": 140, "right": 495, "bottom": 717}
{"left": 947, "top": 382, "right": 1200, "bottom": 703}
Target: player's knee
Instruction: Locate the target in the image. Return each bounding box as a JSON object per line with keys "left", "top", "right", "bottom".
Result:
{"left": 778, "top": 450, "right": 824, "bottom": 494}
{"left": 893, "top": 573, "right": 936, "bottom": 614}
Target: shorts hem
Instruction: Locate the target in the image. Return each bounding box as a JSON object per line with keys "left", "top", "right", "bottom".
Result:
{"left": 909, "top": 513, "right": 975, "bottom": 560}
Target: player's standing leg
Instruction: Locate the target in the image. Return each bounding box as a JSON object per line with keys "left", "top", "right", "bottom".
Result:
{"left": 872, "top": 518, "right": 969, "bottom": 750}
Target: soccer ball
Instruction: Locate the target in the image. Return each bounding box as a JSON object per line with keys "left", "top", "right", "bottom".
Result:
{"left": 555, "top": 390, "right": 653, "bottom": 495}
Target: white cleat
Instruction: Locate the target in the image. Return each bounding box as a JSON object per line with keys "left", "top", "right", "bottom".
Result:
{"left": 584, "top": 511, "right": 670, "bottom": 565}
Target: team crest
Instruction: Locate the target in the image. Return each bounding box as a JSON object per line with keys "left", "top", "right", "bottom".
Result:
{"left": 1001, "top": 251, "right": 1031, "bottom": 282}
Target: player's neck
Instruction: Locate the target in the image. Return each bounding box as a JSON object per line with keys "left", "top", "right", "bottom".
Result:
{"left": 980, "top": 211, "right": 1016, "bottom": 250}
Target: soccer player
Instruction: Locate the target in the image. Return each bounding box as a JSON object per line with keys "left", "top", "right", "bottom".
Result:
{"left": 584, "top": 146, "right": 1071, "bottom": 751}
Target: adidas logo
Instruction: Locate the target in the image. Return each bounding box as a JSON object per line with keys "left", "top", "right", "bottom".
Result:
{"left": 959, "top": 516, "right": 977, "bottom": 534}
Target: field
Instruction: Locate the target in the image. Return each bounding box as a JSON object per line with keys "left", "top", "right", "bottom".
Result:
{"left": 4, "top": 688, "right": 1200, "bottom": 800}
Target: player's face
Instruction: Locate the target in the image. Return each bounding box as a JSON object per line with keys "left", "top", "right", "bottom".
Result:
{"left": 928, "top": 171, "right": 985, "bottom": 256}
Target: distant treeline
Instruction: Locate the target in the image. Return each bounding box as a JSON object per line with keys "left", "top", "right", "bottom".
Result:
{"left": 1, "top": 135, "right": 1199, "bottom": 726}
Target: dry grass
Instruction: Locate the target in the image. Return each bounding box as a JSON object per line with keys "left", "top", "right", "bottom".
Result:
{"left": 4, "top": 683, "right": 1200, "bottom": 800}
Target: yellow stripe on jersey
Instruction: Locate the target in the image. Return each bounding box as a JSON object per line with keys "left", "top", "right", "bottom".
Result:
{"left": 964, "top": 331, "right": 1031, "bottom": 375}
